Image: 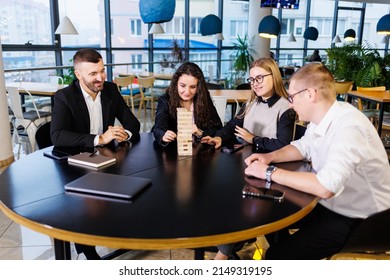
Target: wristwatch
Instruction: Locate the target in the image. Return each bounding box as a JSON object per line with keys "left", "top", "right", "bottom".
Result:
{"left": 265, "top": 165, "right": 278, "bottom": 182}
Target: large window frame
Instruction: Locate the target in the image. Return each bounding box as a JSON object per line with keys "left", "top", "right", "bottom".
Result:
{"left": 2, "top": 0, "right": 389, "bottom": 84}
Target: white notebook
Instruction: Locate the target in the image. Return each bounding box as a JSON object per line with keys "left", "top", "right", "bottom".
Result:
{"left": 65, "top": 172, "right": 151, "bottom": 200}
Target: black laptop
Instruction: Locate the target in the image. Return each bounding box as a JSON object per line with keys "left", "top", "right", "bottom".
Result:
{"left": 64, "top": 172, "right": 151, "bottom": 200}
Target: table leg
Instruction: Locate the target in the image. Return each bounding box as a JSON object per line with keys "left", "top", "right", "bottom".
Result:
{"left": 194, "top": 248, "right": 205, "bottom": 260}
{"left": 54, "top": 239, "right": 71, "bottom": 260}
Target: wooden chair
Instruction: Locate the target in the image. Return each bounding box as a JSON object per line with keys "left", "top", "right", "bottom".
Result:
{"left": 356, "top": 86, "right": 390, "bottom": 128}
{"left": 114, "top": 75, "right": 140, "bottom": 113}
{"left": 331, "top": 208, "right": 390, "bottom": 260}
{"left": 7, "top": 86, "right": 51, "bottom": 154}
{"left": 137, "top": 75, "right": 156, "bottom": 119}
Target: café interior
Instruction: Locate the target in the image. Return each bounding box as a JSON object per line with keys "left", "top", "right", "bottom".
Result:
{"left": 0, "top": 0, "right": 389, "bottom": 260}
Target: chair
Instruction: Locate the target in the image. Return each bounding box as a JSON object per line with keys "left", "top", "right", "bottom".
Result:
{"left": 137, "top": 75, "right": 157, "bottom": 119}
{"left": 211, "top": 96, "right": 228, "bottom": 124}
{"left": 331, "top": 208, "right": 390, "bottom": 260}
{"left": 114, "top": 75, "right": 140, "bottom": 113}
{"left": 35, "top": 121, "right": 53, "bottom": 149}
{"left": 236, "top": 83, "right": 251, "bottom": 90}
{"left": 356, "top": 86, "right": 390, "bottom": 128}
{"left": 7, "top": 86, "right": 51, "bottom": 153}
{"left": 293, "top": 121, "right": 307, "bottom": 140}
{"left": 335, "top": 81, "right": 353, "bottom": 101}
{"left": 23, "top": 76, "right": 64, "bottom": 111}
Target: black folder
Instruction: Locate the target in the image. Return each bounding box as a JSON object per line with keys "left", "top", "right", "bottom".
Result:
{"left": 64, "top": 172, "right": 151, "bottom": 200}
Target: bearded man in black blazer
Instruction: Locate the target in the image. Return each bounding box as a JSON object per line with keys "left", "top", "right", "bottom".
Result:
{"left": 51, "top": 49, "right": 140, "bottom": 148}
{"left": 50, "top": 49, "right": 140, "bottom": 259}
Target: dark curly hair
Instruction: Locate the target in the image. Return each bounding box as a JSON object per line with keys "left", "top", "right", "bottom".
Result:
{"left": 167, "top": 62, "right": 216, "bottom": 127}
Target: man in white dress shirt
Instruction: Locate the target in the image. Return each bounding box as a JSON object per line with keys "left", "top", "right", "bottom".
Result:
{"left": 245, "top": 62, "right": 390, "bottom": 259}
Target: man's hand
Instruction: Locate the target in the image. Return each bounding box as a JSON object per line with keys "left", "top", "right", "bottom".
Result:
{"left": 201, "top": 136, "right": 222, "bottom": 148}
{"left": 100, "top": 125, "right": 128, "bottom": 144}
{"left": 244, "top": 160, "right": 268, "bottom": 179}
{"left": 244, "top": 153, "right": 272, "bottom": 166}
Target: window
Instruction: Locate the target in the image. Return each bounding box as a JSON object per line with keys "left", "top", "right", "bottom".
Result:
{"left": 190, "top": 17, "right": 202, "bottom": 34}
{"left": 281, "top": 19, "right": 296, "bottom": 35}
{"left": 130, "top": 19, "right": 141, "bottom": 36}
{"left": 131, "top": 54, "right": 142, "bottom": 70}
{"left": 163, "top": 17, "right": 184, "bottom": 35}
{"left": 230, "top": 20, "right": 248, "bottom": 37}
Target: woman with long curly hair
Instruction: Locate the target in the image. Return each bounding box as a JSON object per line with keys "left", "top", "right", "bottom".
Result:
{"left": 152, "top": 62, "right": 222, "bottom": 147}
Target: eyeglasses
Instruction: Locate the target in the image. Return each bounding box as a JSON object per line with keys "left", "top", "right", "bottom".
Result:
{"left": 247, "top": 74, "right": 272, "bottom": 85}
{"left": 287, "top": 88, "right": 308, "bottom": 103}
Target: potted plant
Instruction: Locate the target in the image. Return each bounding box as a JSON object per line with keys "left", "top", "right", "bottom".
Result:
{"left": 354, "top": 44, "right": 388, "bottom": 89}
{"left": 230, "top": 34, "right": 257, "bottom": 87}
{"left": 62, "top": 59, "right": 76, "bottom": 84}
{"left": 326, "top": 43, "right": 389, "bottom": 90}
{"left": 325, "top": 43, "right": 363, "bottom": 84}
{"left": 159, "top": 38, "right": 185, "bottom": 72}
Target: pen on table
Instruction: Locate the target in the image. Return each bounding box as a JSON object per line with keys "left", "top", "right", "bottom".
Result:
{"left": 89, "top": 149, "right": 98, "bottom": 157}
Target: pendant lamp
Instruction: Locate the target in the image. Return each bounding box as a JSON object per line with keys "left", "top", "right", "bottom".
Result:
{"left": 332, "top": 35, "right": 341, "bottom": 43}
{"left": 139, "top": 0, "right": 176, "bottom": 35}
{"left": 303, "top": 27, "right": 319, "bottom": 41}
{"left": 287, "top": 33, "right": 296, "bottom": 42}
{"left": 55, "top": 16, "right": 78, "bottom": 35}
{"left": 200, "top": 14, "right": 224, "bottom": 40}
{"left": 344, "top": 29, "right": 356, "bottom": 41}
{"left": 258, "top": 15, "right": 281, "bottom": 39}
{"left": 377, "top": 14, "right": 390, "bottom": 35}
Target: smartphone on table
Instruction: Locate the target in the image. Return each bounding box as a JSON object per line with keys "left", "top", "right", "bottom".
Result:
{"left": 242, "top": 185, "right": 285, "bottom": 202}
{"left": 221, "top": 143, "right": 245, "bottom": 154}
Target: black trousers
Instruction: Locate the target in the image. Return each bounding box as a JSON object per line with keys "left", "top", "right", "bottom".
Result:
{"left": 265, "top": 204, "right": 363, "bottom": 260}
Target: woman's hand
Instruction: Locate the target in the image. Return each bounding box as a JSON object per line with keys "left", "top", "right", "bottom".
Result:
{"left": 234, "top": 126, "right": 254, "bottom": 143}
{"left": 192, "top": 124, "right": 203, "bottom": 137}
{"left": 201, "top": 136, "right": 222, "bottom": 149}
{"left": 162, "top": 130, "right": 177, "bottom": 143}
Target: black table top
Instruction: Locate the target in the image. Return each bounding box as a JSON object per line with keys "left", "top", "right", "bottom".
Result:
{"left": 0, "top": 133, "right": 317, "bottom": 250}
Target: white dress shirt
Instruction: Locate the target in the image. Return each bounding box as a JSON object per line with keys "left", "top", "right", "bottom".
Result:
{"left": 81, "top": 87, "right": 103, "bottom": 146}
{"left": 292, "top": 101, "right": 390, "bottom": 218}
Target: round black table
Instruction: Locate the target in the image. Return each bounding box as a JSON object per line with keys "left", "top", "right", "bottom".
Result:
{"left": 0, "top": 133, "right": 317, "bottom": 259}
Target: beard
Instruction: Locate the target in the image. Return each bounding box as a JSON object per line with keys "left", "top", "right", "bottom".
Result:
{"left": 81, "top": 77, "right": 104, "bottom": 94}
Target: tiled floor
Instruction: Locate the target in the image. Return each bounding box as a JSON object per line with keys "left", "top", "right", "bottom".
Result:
{"left": 1, "top": 106, "right": 268, "bottom": 260}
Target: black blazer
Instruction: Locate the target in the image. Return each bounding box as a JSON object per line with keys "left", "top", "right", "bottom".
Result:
{"left": 50, "top": 80, "right": 140, "bottom": 147}
{"left": 152, "top": 93, "right": 222, "bottom": 147}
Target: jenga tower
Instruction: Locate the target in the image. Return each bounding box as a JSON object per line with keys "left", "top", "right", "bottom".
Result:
{"left": 177, "top": 108, "right": 193, "bottom": 156}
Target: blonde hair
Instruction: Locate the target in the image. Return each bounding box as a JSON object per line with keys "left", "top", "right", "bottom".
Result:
{"left": 239, "top": 57, "right": 288, "bottom": 118}
{"left": 290, "top": 62, "right": 336, "bottom": 102}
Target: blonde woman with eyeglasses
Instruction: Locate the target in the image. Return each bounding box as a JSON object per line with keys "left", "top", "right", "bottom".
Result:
{"left": 201, "top": 57, "right": 296, "bottom": 154}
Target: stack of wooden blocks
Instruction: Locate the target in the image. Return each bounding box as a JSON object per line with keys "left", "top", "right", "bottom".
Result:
{"left": 177, "top": 108, "right": 193, "bottom": 156}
